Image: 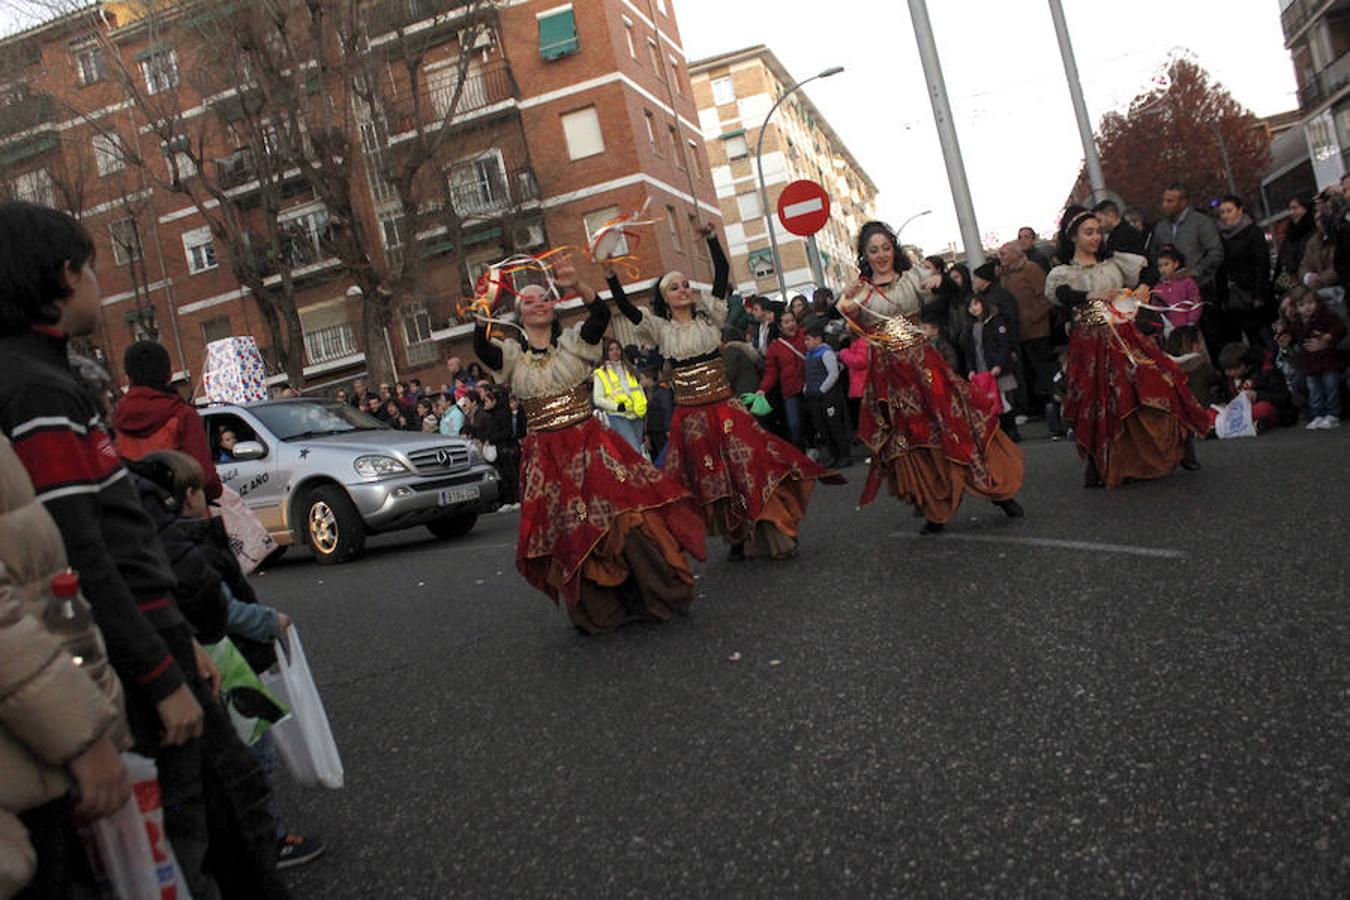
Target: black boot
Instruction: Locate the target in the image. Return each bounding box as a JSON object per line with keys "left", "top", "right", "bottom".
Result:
{"left": 919, "top": 520, "right": 945, "bottom": 535}
{"left": 1180, "top": 436, "right": 1201, "bottom": 471}
{"left": 727, "top": 542, "right": 746, "bottom": 562}
{"left": 1084, "top": 457, "right": 1104, "bottom": 489}
{"left": 995, "top": 498, "right": 1025, "bottom": 518}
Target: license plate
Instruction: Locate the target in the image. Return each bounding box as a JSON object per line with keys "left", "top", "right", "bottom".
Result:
{"left": 438, "top": 485, "right": 479, "bottom": 506}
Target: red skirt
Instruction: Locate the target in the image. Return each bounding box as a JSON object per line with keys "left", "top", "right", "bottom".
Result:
{"left": 663, "top": 399, "right": 842, "bottom": 554}
{"left": 517, "top": 416, "right": 706, "bottom": 619}
{"left": 1063, "top": 320, "right": 1210, "bottom": 486}
{"left": 857, "top": 341, "right": 1024, "bottom": 519}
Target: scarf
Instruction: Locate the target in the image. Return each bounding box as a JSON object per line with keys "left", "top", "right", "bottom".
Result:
{"left": 1218, "top": 212, "right": 1254, "bottom": 240}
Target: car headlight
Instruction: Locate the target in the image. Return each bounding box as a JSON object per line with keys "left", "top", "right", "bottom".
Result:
{"left": 354, "top": 455, "right": 409, "bottom": 478}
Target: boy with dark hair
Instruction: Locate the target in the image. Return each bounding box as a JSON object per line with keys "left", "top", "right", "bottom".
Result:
{"left": 114, "top": 339, "right": 223, "bottom": 499}
{"left": 639, "top": 369, "right": 674, "bottom": 460}
{"left": 0, "top": 201, "right": 289, "bottom": 898}
{"left": 802, "top": 322, "right": 852, "bottom": 468}
{"left": 1214, "top": 342, "right": 1296, "bottom": 432}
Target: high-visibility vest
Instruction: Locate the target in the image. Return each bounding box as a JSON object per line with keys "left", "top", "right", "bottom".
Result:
{"left": 594, "top": 365, "right": 647, "bottom": 419}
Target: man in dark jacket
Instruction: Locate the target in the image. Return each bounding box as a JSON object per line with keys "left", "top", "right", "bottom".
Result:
{"left": 113, "top": 340, "right": 223, "bottom": 500}
{"left": 1093, "top": 200, "right": 1147, "bottom": 256}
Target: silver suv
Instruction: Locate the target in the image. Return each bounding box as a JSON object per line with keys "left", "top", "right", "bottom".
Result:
{"left": 202, "top": 398, "right": 501, "bottom": 565}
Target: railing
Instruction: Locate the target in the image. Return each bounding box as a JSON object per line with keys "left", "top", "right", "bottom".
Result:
{"left": 387, "top": 61, "right": 516, "bottom": 136}
{"left": 1297, "top": 49, "right": 1350, "bottom": 109}
{"left": 216, "top": 151, "right": 257, "bottom": 191}
{"left": 366, "top": 0, "right": 460, "bottom": 34}
{"left": 405, "top": 340, "right": 438, "bottom": 367}
{"left": 0, "top": 92, "right": 54, "bottom": 140}
{"left": 449, "top": 166, "right": 538, "bottom": 218}
{"left": 304, "top": 322, "right": 360, "bottom": 364}
{"left": 1283, "top": 0, "right": 1329, "bottom": 42}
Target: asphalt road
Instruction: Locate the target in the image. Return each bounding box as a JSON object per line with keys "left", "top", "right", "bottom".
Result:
{"left": 257, "top": 425, "right": 1350, "bottom": 898}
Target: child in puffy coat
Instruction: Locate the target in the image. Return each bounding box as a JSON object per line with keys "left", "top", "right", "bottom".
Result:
{"left": 959, "top": 294, "right": 1021, "bottom": 440}
{"left": 1153, "top": 244, "right": 1203, "bottom": 335}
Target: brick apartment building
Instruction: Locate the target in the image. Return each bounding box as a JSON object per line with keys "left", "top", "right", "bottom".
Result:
{"left": 0, "top": 0, "right": 722, "bottom": 393}
{"left": 689, "top": 45, "right": 877, "bottom": 301}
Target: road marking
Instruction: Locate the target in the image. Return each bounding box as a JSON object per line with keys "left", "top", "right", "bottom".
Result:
{"left": 890, "top": 531, "right": 1186, "bottom": 559}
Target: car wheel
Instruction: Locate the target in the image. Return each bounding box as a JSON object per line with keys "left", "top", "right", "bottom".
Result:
{"left": 303, "top": 486, "right": 366, "bottom": 564}
{"left": 427, "top": 512, "right": 478, "bottom": 540}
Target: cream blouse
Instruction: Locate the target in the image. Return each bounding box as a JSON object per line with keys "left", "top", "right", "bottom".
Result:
{"left": 629, "top": 294, "right": 729, "bottom": 362}
{"left": 1044, "top": 252, "right": 1147, "bottom": 303}
{"left": 486, "top": 326, "right": 602, "bottom": 400}
{"left": 854, "top": 269, "right": 926, "bottom": 323}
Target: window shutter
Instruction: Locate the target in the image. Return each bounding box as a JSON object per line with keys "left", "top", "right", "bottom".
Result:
{"left": 538, "top": 9, "right": 578, "bottom": 61}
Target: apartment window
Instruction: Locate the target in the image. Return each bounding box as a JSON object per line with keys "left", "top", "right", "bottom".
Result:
{"left": 724, "top": 132, "right": 749, "bottom": 160}
{"left": 623, "top": 19, "right": 636, "bottom": 58}
{"left": 655, "top": 0, "right": 667, "bottom": 13}
{"left": 10, "top": 168, "right": 55, "bottom": 207}
{"left": 736, "top": 191, "right": 762, "bottom": 220}
{"left": 687, "top": 140, "right": 701, "bottom": 178}
{"left": 690, "top": 214, "right": 708, "bottom": 260}
{"left": 643, "top": 110, "right": 658, "bottom": 154}
{"left": 74, "top": 45, "right": 105, "bottom": 85}
{"left": 283, "top": 207, "right": 330, "bottom": 267}
{"left": 182, "top": 227, "right": 218, "bottom": 274}
{"left": 561, "top": 106, "right": 604, "bottom": 160}
{"left": 449, "top": 153, "right": 507, "bottom": 215}
{"left": 647, "top": 38, "right": 662, "bottom": 77}
{"left": 163, "top": 135, "right": 195, "bottom": 181}
{"left": 670, "top": 58, "right": 683, "bottom": 95}
{"left": 748, "top": 249, "right": 775, "bottom": 278}
{"left": 201, "top": 315, "right": 232, "bottom": 345}
{"left": 402, "top": 302, "right": 434, "bottom": 347}
{"left": 538, "top": 7, "right": 579, "bottom": 61}
{"left": 712, "top": 76, "right": 735, "bottom": 106}
{"left": 92, "top": 133, "right": 124, "bottom": 176}
{"left": 380, "top": 209, "right": 406, "bottom": 267}
{"left": 668, "top": 125, "right": 683, "bottom": 168}
{"left": 301, "top": 301, "right": 357, "bottom": 364}
{"left": 109, "top": 218, "right": 142, "bottom": 265}
{"left": 666, "top": 205, "right": 683, "bottom": 252}
{"left": 139, "top": 47, "right": 180, "bottom": 95}
{"left": 583, "top": 206, "right": 628, "bottom": 258}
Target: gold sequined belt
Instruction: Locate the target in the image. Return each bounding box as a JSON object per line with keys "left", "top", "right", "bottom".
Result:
{"left": 863, "top": 314, "right": 925, "bottom": 351}
{"left": 1073, "top": 300, "right": 1111, "bottom": 327}
{"left": 672, "top": 358, "right": 733, "bottom": 406}
{"left": 523, "top": 385, "right": 592, "bottom": 432}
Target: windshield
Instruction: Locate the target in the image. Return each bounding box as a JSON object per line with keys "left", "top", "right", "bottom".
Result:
{"left": 250, "top": 400, "right": 386, "bottom": 441}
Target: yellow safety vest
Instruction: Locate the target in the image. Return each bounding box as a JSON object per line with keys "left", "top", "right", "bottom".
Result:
{"left": 594, "top": 365, "right": 647, "bottom": 419}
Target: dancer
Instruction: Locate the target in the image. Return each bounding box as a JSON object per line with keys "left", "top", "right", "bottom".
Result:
{"left": 472, "top": 257, "right": 705, "bottom": 633}
{"left": 607, "top": 224, "right": 842, "bottom": 561}
{"left": 838, "top": 221, "right": 1025, "bottom": 534}
{"left": 1046, "top": 206, "right": 1209, "bottom": 488}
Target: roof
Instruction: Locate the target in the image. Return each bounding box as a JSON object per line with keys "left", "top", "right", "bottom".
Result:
{"left": 688, "top": 44, "right": 878, "bottom": 197}
{"left": 0, "top": 2, "right": 103, "bottom": 46}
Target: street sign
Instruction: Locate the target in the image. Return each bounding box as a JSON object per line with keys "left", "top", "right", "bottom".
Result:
{"left": 777, "top": 180, "right": 831, "bottom": 237}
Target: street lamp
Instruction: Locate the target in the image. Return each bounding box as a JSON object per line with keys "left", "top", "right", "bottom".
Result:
{"left": 895, "top": 208, "right": 933, "bottom": 246}
{"left": 756, "top": 65, "right": 844, "bottom": 302}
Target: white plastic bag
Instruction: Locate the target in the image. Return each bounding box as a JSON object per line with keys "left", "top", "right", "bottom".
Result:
{"left": 1214, "top": 393, "right": 1258, "bottom": 439}
{"left": 80, "top": 753, "right": 192, "bottom": 900}
{"left": 212, "top": 484, "right": 277, "bottom": 575}
{"left": 261, "top": 627, "right": 344, "bottom": 789}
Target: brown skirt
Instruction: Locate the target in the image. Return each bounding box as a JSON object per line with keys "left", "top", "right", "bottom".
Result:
{"left": 705, "top": 477, "right": 816, "bottom": 558}
{"left": 522, "top": 508, "right": 696, "bottom": 635}
{"left": 1101, "top": 407, "right": 1188, "bottom": 488}
{"left": 874, "top": 428, "right": 1024, "bottom": 524}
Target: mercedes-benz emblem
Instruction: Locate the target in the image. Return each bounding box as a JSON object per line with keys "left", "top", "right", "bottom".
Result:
{"left": 435, "top": 448, "right": 451, "bottom": 466}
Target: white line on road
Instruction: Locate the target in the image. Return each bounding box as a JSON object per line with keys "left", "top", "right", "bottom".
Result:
{"left": 890, "top": 531, "right": 1187, "bottom": 559}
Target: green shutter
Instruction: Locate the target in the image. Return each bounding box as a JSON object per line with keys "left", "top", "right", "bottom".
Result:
{"left": 134, "top": 44, "right": 170, "bottom": 63}
{"left": 538, "top": 9, "right": 578, "bottom": 61}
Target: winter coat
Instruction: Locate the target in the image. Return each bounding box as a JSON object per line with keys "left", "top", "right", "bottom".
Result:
{"left": 113, "top": 386, "right": 222, "bottom": 500}
{"left": 1152, "top": 208, "right": 1224, "bottom": 286}
{"left": 1154, "top": 270, "right": 1203, "bottom": 329}
{"left": 1000, "top": 263, "right": 1049, "bottom": 341}
{"left": 1275, "top": 215, "right": 1314, "bottom": 288}
{"left": 839, "top": 339, "right": 870, "bottom": 400}
{"left": 1286, "top": 308, "right": 1347, "bottom": 374}
{"left": 1297, "top": 229, "right": 1340, "bottom": 289}
{"left": 1106, "top": 221, "right": 1148, "bottom": 257}
{"left": 759, "top": 332, "right": 807, "bottom": 397}
{"left": 959, "top": 312, "right": 1015, "bottom": 376}
{"left": 1212, "top": 363, "right": 1296, "bottom": 423}
{"left": 483, "top": 404, "right": 515, "bottom": 450}
{"left": 0, "top": 434, "right": 125, "bottom": 899}
{"left": 1218, "top": 220, "right": 1272, "bottom": 311}
{"left": 645, "top": 383, "right": 675, "bottom": 434}
{"left": 721, "top": 341, "right": 762, "bottom": 397}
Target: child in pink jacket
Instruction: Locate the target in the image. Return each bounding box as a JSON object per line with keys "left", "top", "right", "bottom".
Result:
{"left": 1154, "top": 244, "right": 1203, "bottom": 333}
{"left": 839, "top": 336, "right": 869, "bottom": 436}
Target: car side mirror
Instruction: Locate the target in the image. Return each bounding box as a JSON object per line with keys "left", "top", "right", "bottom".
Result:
{"left": 231, "top": 440, "right": 266, "bottom": 461}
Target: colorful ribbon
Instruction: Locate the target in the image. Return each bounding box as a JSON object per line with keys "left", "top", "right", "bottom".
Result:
{"left": 587, "top": 199, "right": 657, "bottom": 280}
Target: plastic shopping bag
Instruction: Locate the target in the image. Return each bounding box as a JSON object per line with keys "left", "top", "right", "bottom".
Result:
{"left": 261, "top": 627, "right": 344, "bottom": 789}
{"left": 212, "top": 484, "right": 277, "bottom": 575}
{"left": 1214, "top": 393, "right": 1258, "bottom": 439}
{"left": 206, "top": 638, "right": 287, "bottom": 746}
{"left": 78, "top": 753, "right": 192, "bottom": 900}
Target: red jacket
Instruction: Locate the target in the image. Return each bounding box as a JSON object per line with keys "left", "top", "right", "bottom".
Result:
{"left": 839, "top": 340, "right": 870, "bottom": 399}
{"left": 113, "top": 386, "right": 223, "bottom": 499}
{"left": 759, "top": 332, "right": 807, "bottom": 397}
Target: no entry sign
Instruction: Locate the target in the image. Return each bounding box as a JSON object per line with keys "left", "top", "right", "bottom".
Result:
{"left": 776, "top": 179, "right": 831, "bottom": 237}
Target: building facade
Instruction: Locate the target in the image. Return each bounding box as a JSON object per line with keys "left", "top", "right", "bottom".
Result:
{"left": 689, "top": 45, "right": 877, "bottom": 302}
{"left": 0, "top": 0, "right": 722, "bottom": 393}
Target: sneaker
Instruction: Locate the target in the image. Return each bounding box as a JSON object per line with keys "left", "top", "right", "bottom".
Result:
{"left": 1014, "top": 414, "right": 1029, "bottom": 426}
{"left": 1325, "top": 416, "right": 1342, "bottom": 429}
{"left": 1306, "top": 417, "right": 1325, "bottom": 430}
{"left": 277, "top": 833, "right": 325, "bottom": 869}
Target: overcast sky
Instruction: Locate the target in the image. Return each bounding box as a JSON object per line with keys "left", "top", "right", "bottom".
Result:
{"left": 0, "top": 1, "right": 1298, "bottom": 255}
{"left": 677, "top": 0, "right": 1299, "bottom": 255}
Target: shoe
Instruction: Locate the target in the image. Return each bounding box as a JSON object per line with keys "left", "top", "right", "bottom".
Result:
{"left": 1306, "top": 417, "right": 1325, "bottom": 430}
{"left": 1325, "top": 416, "right": 1342, "bottom": 429}
{"left": 277, "top": 834, "right": 325, "bottom": 870}
{"left": 919, "top": 520, "right": 945, "bottom": 536}
{"left": 727, "top": 543, "right": 746, "bottom": 562}
{"left": 994, "top": 498, "right": 1025, "bottom": 518}
{"left": 1014, "top": 414, "right": 1029, "bottom": 426}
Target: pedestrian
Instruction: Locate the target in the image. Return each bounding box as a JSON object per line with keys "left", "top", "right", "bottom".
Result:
{"left": 481, "top": 387, "right": 520, "bottom": 510}
{"left": 925, "top": 261, "right": 972, "bottom": 358}
{"left": 838, "top": 333, "right": 870, "bottom": 437}
{"left": 1047, "top": 206, "right": 1209, "bottom": 488}
{"left": 364, "top": 394, "right": 385, "bottom": 421}
{"left": 640, "top": 368, "right": 674, "bottom": 461}
{"left": 592, "top": 337, "right": 647, "bottom": 453}
{"left": 1150, "top": 184, "right": 1225, "bottom": 354}
{"left": 1093, "top": 200, "right": 1148, "bottom": 256}
{"left": 417, "top": 397, "right": 438, "bottom": 432}
{"left": 838, "top": 220, "right": 1025, "bottom": 534}
{"left": 1274, "top": 193, "right": 1316, "bottom": 292}
{"left": 959, "top": 293, "right": 1021, "bottom": 441}
{"left": 113, "top": 339, "right": 223, "bottom": 499}
{"left": 459, "top": 391, "right": 487, "bottom": 441}
{"left": 788, "top": 294, "right": 811, "bottom": 326}
{"left": 802, "top": 322, "right": 852, "bottom": 468}
{"left": 720, "top": 323, "right": 763, "bottom": 397}
{"left": 438, "top": 392, "right": 465, "bottom": 437}
{"left": 747, "top": 296, "right": 778, "bottom": 354}
{"left": 1017, "top": 226, "right": 1053, "bottom": 273}
{"left": 1216, "top": 194, "right": 1273, "bottom": 346}
{"left": 1282, "top": 287, "right": 1346, "bottom": 429}
{"left": 1297, "top": 190, "right": 1350, "bottom": 299}
{"left": 350, "top": 378, "right": 370, "bottom": 407}
{"left": 1153, "top": 244, "right": 1204, "bottom": 335}
{"left": 473, "top": 256, "right": 705, "bottom": 633}
{"left": 384, "top": 398, "right": 414, "bottom": 430}
{"left": 607, "top": 224, "right": 842, "bottom": 562}
{"left": 993, "top": 246, "right": 1056, "bottom": 415}
{"left": 917, "top": 307, "right": 960, "bottom": 371}
{"left": 335, "top": 387, "right": 350, "bottom": 407}
{"left": 1214, "top": 343, "right": 1297, "bottom": 432}
{"left": 757, "top": 310, "right": 808, "bottom": 448}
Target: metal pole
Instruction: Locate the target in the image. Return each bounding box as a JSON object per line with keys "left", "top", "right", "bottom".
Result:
{"left": 908, "top": 0, "right": 984, "bottom": 267}
{"left": 895, "top": 208, "right": 933, "bottom": 245}
{"left": 756, "top": 67, "right": 843, "bottom": 302}
{"left": 806, "top": 233, "right": 825, "bottom": 288}
{"left": 1048, "top": 0, "right": 1106, "bottom": 197}
{"left": 1211, "top": 122, "right": 1237, "bottom": 196}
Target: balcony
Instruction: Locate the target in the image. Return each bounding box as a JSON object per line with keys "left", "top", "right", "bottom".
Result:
{"left": 365, "top": 0, "right": 491, "bottom": 44}
{"left": 387, "top": 61, "right": 517, "bottom": 141}
{"left": 304, "top": 322, "right": 360, "bottom": 365}
{"left": 216, "top": 151, "right": 258, "bottom": 191}
{"left": 1297, "top": 50, "right": 1350, "bottom": 109}
{"left": 0, "top": 92, "right": 55, "bottom": 141}
{"left": 449, "top": 166, "right": 538, "bottom": 219}
{"left": 1285, "top": 0, "right": 1350, "bottom": 45}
